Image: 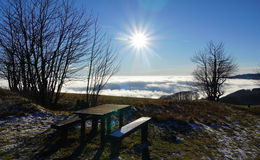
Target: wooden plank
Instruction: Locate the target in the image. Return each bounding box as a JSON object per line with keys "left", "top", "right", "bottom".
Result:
{"left": 51, "top": 117, "right": 81, "bottom": 129}
{"left": 74, "top": 104, "right": 130, "bottom": 116}
{"left": 109, "top": 117, "right": 151, "bottom": 139}
{"left": 109, "top": 117, "right": 151, "bottom": 160}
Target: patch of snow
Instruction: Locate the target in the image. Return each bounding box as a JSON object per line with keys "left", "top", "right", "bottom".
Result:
{"left": 189, "top": 122, "right": 203, "bottom": 129}
{"left": 213, "top": 120, "right": 260, "bottom": 160}
{"left": 0, "top": 109, "right": 67, "bottom": 153}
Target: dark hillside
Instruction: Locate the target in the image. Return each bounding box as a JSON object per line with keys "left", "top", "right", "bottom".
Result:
{"left": 220, "top": 88, "right": 260, "bottom": 105}
{"left": 229, "top": 73, "right": 260, "bottom": 80}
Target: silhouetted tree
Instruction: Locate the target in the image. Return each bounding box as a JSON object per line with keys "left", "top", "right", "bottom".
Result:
{"left": 191, "top": 41, "right": 238, "bottom": 101}
{"left": 85, "top": 19, "right": 119, "bottom": 107}
{"left": 0, "top": 0, "right": 118, "bottom": 106}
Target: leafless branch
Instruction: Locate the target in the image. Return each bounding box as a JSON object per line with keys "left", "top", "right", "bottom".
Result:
{"left": 191, "top": 41, "right": 238, "bottom": 101}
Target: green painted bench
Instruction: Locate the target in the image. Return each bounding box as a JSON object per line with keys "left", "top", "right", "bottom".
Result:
{"left": 108, "top": 117, "right": 151, "bottom": 160}
{"left": 51, "top": 116, "right": 91, "bottom": 141}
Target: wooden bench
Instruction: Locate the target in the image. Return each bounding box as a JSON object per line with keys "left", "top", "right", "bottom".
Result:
{"left": 51, "top": 116, "right": 83, "bottom": 141}
{"left": 108, "top": 117, "right": 151, "bottom": 160}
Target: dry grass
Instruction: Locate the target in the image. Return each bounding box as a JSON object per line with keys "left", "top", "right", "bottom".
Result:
{"left": 1, "top": 88, "right": 260, "bottom": 159}
{"left": 55, "top": 92, "right": 170, "bottom": 109}
{"left": 53, "top": 92, "right": 232, "bottom": 124}
{"left": 136, "top": 100, "right": 231, "bottom": 123}
{"left": 0, "top": 88, "right": 233, "bottom": 124}
{"left": 0, "top": 88, "right": 70, "bottom": 117}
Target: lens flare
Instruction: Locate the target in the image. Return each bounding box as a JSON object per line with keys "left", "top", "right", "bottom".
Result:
{"left": 129, "top": 32, "right": 148, "bottom": 49}
{"left": 115, "top": 23, "right": 161, "bottom": 71}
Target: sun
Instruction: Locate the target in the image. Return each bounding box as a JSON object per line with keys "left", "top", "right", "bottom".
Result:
{"left": 129, "top": 32, "right": 148, "bottom": 49}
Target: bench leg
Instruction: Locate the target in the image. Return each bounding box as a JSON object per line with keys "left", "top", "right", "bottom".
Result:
{"left": 119, "top": 111, "right": 124, "bottom": 128}
{"left": 80, "top": 119, "right": 86, "bottom": 144}
{"left": 92, "top": 118, "right": 98, "bottom": 134}
{"left": 101, "top": 117, "right": 106, "bottom": 144}
{"left": 107, "top": 115, "right": 112, "bottom": 134}
{"left": 141, "top": 124, "right": 150, "bottom": 160}
{"left": 110, "top": 139, "right": 121, "bottom": 159}
{"left": 61, "top": 129, "right": 68, "bottom": 142}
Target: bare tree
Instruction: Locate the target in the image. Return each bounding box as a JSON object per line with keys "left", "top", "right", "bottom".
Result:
{"left": 0, "top": 0, "right": 92, "bottom": 105}
{"left": 0, "top": 0, "right": 119, "bottom": 106}
{"left": 85, "top": 19, "right": 119, "bottom": 108}
{"left": 191, "top": 41, "right": 238, "bottom": 101}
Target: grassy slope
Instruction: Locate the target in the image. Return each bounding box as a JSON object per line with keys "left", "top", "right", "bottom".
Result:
{"left": 1, "top": 90, "right": 260, "bottom": 159}
{"left": 52, "top": 93, "right": 260, "bottom": 159}
{"left": 55, "top": 92, "right": 232, "bottom": 123}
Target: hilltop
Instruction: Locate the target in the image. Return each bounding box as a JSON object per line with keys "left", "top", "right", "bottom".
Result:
{"left": 229, "top": 73, "right": 260, "bottom": 80}
{"left": 0, "top": 88, "right": 259, "bottom": 160}
{"left": 220, "top": 88, "right": 260, "bottom": 105}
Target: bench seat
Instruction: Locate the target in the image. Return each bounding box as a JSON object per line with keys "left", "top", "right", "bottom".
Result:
{"left": 51, "top": 116, "right": 81, "bottom": 130}
{"left": 108, "top": 117, "right": 151, "bottom": 160}
{"left": 109, "top": 117, "right": 151, "bottom": 139}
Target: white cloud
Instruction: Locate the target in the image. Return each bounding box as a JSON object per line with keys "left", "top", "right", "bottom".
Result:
{"left": 100, "top": 89, "right": 168, "bottom": 99}
{"left": 1, "top": 76, "right": 259, "bottom": 99}
{"left": 224, "top": 79, "right": 259, "bottom": 95}
{"left": 63, "top": 76, "right": 259, "bottom": 98}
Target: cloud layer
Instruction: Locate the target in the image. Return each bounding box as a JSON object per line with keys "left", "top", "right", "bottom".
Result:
{"left": 0, "top": 76, "right": 258, "bottom": 99}
{"left": 64, "top": 76, "right": 259, "bottom": 99}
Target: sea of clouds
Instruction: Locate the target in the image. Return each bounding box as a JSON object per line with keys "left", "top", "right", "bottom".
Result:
{"left": 0, "top": 76, "right": 258, "bottom": 99}
{"left": 64, "top": 76, "right": 259, "bottom": 99}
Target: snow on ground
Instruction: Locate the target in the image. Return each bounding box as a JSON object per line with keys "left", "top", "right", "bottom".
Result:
{"left": 214, "top": 120, "right": 260, "bottom": 160}
{"left": 154, "top": 117, "right": 260, "bottom": 160}
{"left": 0, "top": 109, "right": 67, "bottom": 153}
{"left": 196, "top": 119, "right": 260, "bottom": 160}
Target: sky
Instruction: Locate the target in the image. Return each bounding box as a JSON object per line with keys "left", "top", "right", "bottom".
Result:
{"left": 0, "top": 0, "right": 259, "bottom": 97}
{"left": 75, "top": 0, "right": 260, "bottom": 76}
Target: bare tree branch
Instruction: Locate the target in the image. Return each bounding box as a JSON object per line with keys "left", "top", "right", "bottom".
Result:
{"left": 0, "top": 0, "right": 93, "bottom": 106}
{"left": 191, "top": 41, "right": 238, "bottom": 101}
{"left": 85, "top": 19, "right": 119, "bottom": 107}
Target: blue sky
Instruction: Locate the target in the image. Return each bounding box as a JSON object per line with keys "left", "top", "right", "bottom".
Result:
{"left": 77, "top": 0, "right": 260, "bottom": 75}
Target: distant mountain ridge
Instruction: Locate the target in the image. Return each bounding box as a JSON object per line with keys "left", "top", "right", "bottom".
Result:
{"left": 220, "top": 88, "right": 260, "bottom": 105}
{"left": 229, "top": 73, "right": 260, "bottom": 80}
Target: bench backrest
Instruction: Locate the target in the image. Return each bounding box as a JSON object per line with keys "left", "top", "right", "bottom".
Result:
{"left": 109, "top": 117, "right": 151, "bottom": 139}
